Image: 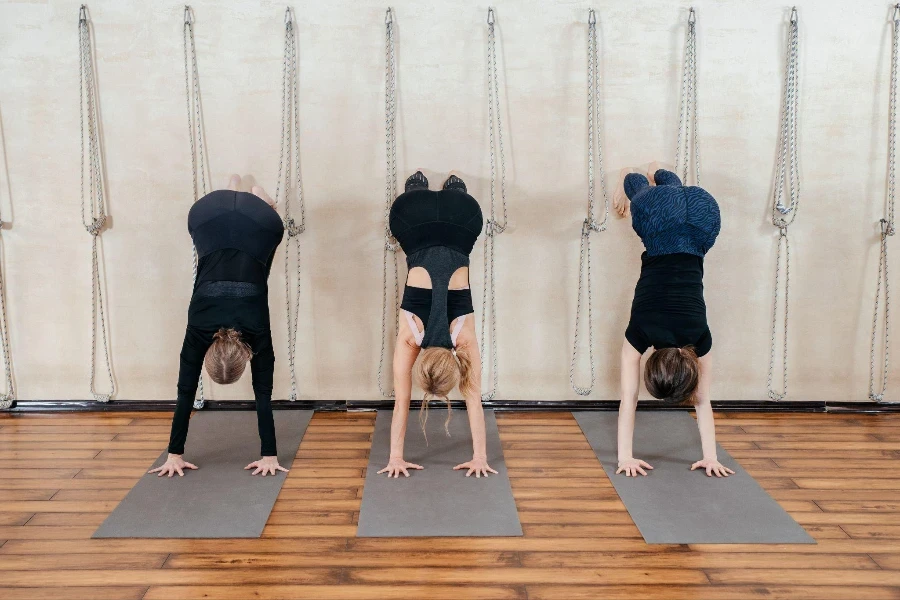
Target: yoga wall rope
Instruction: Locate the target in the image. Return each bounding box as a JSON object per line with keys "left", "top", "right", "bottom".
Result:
{"left": 184, "top": 5, "right": 209, "bottom": 409}
{"left": 480, "top": 7, "right": 509, "bottom": 402}
{"left": 276, "top": 7, "right": 307, "bottom": 402}
{"left": 0, "top": 168, "right": 13, "bottom": 410}
{"left": 377, "top": 6, "right": 400, "bottom": 398}
{"left": 675, "top": 7, "right": 700, "bottom": 186}
{"left": 78, "top": 5, "right": 115, "bottom": 402}
{"left": 767, "top": 7, "right": 801, "bottom": 401}
{"left": 569, "top": 9, "right": 609, "bottom": 397}
{"left": 869, "top": 4, "right": 900, "bottom": 403}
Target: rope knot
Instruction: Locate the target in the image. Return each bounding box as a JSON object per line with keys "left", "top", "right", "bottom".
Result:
{"left": 881, "top": 218, "right": 895, "bottom": 237}
{"left": 582, "top": 218, "right": 604, "bottom": 236}
{"left": 284, "top": 217, "right": 304, "bottom": 237}
{"left": 85, "top": 216, "right": 106, "bottom": 236}
{"left": 485, "top": 219, "right": 506, "bottom": 237}
{"left": 384, "top": 235, "right": 399, "bottom": 252}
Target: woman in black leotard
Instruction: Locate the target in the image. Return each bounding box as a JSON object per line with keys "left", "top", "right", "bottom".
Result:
{"left": 151, "top": 175, "right": 287, "bottom": 478}
{"left": 613, "top": 164, "right": 733, "bottom": 479}
{"left": 377, "top": 171, "right": 497, "bottom": 479}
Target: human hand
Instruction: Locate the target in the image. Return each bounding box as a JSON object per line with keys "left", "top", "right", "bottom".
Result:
{"left": 453, "top": 456, "right": 498, "bottom": 478}
{"left": 377, "top": 457, "right": 424, "bottom": 478}
{"left": 148, "top": 454, "right": 199, "bottom": 478}
{"left": 245, "top": 456, "right": 289, "bottom": 476}
{"left": 616, "top": 457, "right": 653, "bottom": 477}
{"left": 690, "top": 458, "right": 735, "bottom": 478}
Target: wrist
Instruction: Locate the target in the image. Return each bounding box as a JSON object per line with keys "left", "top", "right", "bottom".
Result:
{"left": 703, "top": 454, "right": 718, "bottom": 462}
{"left": 389, "top": 454, "right": 404, "bottom": 461}
{"left": 472, "top": 454, "right": 487, "bottom": 460}
{"left": 168, "top": 453, "right": 182, "bottom": 460}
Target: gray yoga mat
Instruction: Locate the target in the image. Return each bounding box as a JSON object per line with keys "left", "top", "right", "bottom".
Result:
{"left": 93, "top": 410, "right": 312, "bottom": 539}
{"left": 574, "top": 411, "right": 815, "bottom": 544}
{"left": 357, "top": 409, "right": 523, "bottom": 537}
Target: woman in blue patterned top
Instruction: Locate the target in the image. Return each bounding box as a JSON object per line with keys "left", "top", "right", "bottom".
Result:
{"left": 613, "top": 164, "right": 733, "bottom": 479}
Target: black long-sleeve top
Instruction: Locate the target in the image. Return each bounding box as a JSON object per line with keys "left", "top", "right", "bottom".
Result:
{"left": 168, "top": 190, "right": 285, "bottom": 457}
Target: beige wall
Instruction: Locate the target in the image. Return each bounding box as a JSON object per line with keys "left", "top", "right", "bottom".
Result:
{"left": 0, "top": 0, "right": 896, "bottom": 402}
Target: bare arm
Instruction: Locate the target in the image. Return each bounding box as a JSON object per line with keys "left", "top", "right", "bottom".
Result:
{"left": 616, "top": 339, "right": 653, "bottom": 476}
{"left": 690, "top": 352, "right": 734, "bottom": 477}
{"left": 377, "top": 318, "right": 423, "bottom": 478}
{"left": 452, "top": 316, "right": 497, "bottom": 478}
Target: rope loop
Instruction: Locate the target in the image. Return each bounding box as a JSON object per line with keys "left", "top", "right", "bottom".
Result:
{"left": 790, "top": 6, "right": 798, "bottom": 24}
{"left": 688, "top": 6, "right": 696, "bottom": 24}
{"left": 285, "top": 6, "right": 293, "bottom": 24}
{"left": 487, "top": 7, "right": 495, "bottom": 25}
{"left": 588, "top": 8, "right": 596, "bottom": 25}
{"left": 284, "top": 217, "right": 304, "bottom": 238}
{"left": 85, "top": 216, "right": 106, "bottom": 237}
{"left": 385, "top": 7, "right": 393, "bottom": 24}
{"left": 183, "top": 5, "right": 193, "bottom": 25}
{"left": 79, "top": 4, "right": 88, "bottom": 23}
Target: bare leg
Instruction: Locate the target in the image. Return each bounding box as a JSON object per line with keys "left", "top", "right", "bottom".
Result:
{"left": 251, "top": 185, "right": 276, "bottom": 208}
{"left": 226, "top": 174, "right": 241, "bottom": 191}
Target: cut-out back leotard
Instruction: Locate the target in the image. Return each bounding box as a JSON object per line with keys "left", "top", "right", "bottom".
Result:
{"left": 389, "top": 188, "right": 483, "bottom": 349}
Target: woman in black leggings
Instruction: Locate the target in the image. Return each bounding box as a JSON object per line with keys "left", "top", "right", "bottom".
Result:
{"left": 377, "top": 171, "right": 496, "bottom": 479}
{"left": 151, "top": 175, "right": 286, "bottom": 478}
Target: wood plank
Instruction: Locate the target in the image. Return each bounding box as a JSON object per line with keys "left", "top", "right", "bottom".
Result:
{"left": 755, "top": 441, "right": 900, "bottom": 450}
{"left": 0, "top": 513, "right": 33, "bottom": 526}
{"left": 0, "top": 434, "right": 118, "bottom": 442}
{"left": 51, "top": 489, "right": 128, "bottom": 501}
{"left": 0, "top": 587, "right": 147, "bottom": 600}
{"left": 265, "top": 512, "right": 354, "bottom": 525}
{"left": 522, "top": 525, "right": 641, "bottom": 539}
{"left": 841, "top": 525, "right": 900, "bottom": 539}
{"left": 0, "top": 526, "right": 98, "bottom": 540}
{"left": 260, "top": 525, "right": 358, "bottom": 538}
{"left": 707, "top": 569, "right": 900, "bottom": 586}
{"left": 0, "top": 490, "right": 56, "bottom": 501}
{"left": 519, "top": 551, "right": 878, "bottom": 570}
{"left": 144, "top": 585, "right": 523, "bottom": 600}
{"left": 0, "top": 469, "right": 82, "bottom": 479}
{"left": 25, "top": 513, "right": 108, "bottom": 527}
{"left": 0, "top": 568, "right": 342, "bottom": 586}
{"left": 0, "top": 501, "right": 119, "bottom": 513}
{"left": 816, "top": 501, "right": 900, "bottom": 513}
{"left": 870, "top": 554, "right": 900, "bottom": 569}
{"left": 0, "top": 553, "right": 168, "bottom": 570}
{"left": 165, "top": 551, "right": 519, "bottom": 568}
{"left": 0, "top": 539, "right": 347, "bottom": 554}
{"left": 0, "top": 478, "right": 138, "bottom": 490}
{"left": 281, "top": 477, "right": 364, "bottom": 489}
{"left": 0, "top": 451, "right": 101, "bottom": 460}
{"left": 346, "top": 567, "right": 709, "bottom": 585}
{"left": 526, "top": 585, "right": 900, "bottom": 600}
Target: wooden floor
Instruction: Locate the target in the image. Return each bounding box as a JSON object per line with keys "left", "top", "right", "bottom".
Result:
{"left": 1, "top": 411, "right": 900, "bottom": 599}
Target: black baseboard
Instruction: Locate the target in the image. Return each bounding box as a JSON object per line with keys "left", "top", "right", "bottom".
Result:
{"left": 5, "top": 398, "right": 900, "bottom": 414}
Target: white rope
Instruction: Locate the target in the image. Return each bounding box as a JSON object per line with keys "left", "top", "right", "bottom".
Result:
{"left": 276, "top": 7, "right": 306, "bottom": 401}
{"left": 480, "top": 7, "right": 509, "bottom": 402}
{"left": 79, "top": 5, "right": 115, "bottom": 403}
{"left": 0, "top": 193, "right": 13, "bottom": 409}
{"left": 184, "top": 5, "right": 209, "bottom": 409}
{"left": 377, "top": 7, "right": 400, "bottom": 398}
{"left": 674, "top": 7, "right": 700, "bottom": 186}
{"left": 869, "top": 4, "right": 900, "bottom": 403}
{"left": 569, "top": 8, "right": 609, "bottom": 397}
{"left": 767, "top": 7, "right": 801, "bottom": 401}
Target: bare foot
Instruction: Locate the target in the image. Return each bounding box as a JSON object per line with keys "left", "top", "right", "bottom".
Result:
{"left": 227, "top": 174, "right": 241, "bottom": 191}
{"left": 251, "top": 185, "right": 275, "bottom": 208}
{"left": 613, "top": 167, "right": 636, "bottom": 218}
